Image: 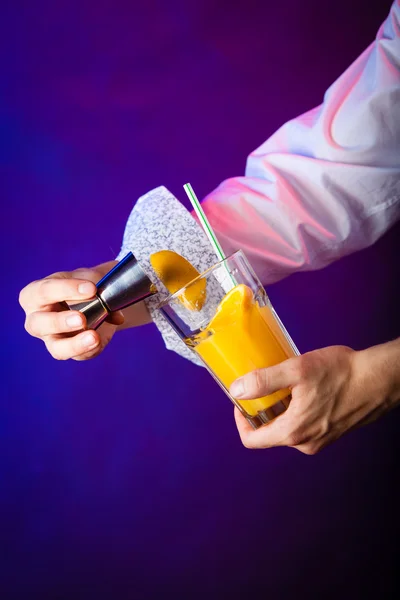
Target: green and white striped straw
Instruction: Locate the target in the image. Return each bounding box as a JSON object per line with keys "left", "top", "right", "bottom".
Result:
{"left": 183, "top": 183, "right": 226, "bottom": 262}
{"left": 184, "top": 182, "right": 236, "bottom": 289}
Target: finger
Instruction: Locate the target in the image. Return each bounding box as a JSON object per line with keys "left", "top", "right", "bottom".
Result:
{"left": 19, "top": 278, "right": 96, "bottom": 311}
{"left": 234, "top": 406, "right": 292, "bottom": 449}
{"left": 72, "top": 344, "right": 105, "bottom": 361}
{"left": 46, "top": 330, "right": 100, "bottom": 360}
{"left": 230, "top": 357, "right": 301, "bottom": 400}
{"left": 72, "top": 262, "right": 117, "bottom": 282}
{"left": 25, "top": 310, "right": 86, "bottom": 338}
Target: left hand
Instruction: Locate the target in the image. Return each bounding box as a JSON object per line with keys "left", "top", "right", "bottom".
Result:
{"left": 230, "top": 344, "right": 398, "bottom": 454}
{"left": 20, "top": 263, "right": 124, "bottom": 361}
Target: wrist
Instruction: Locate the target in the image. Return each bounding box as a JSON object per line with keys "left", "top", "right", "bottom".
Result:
{"left": 355, "top": 338, "right": 400, "bottom": 412}
{"left": 117, "top": 300, "right": 152, "bottom": 331}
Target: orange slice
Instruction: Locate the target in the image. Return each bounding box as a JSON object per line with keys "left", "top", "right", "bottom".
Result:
{"left": 150, "top": 250, "right": 206, "bottom": 311}
{"left": 207, "top": 284, "right": 253, "bottom": 331}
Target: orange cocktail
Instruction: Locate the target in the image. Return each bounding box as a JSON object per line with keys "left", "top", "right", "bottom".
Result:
{"left": 190, "top": 283, "right": 295, "bottom": 418}
{"left": 157, "top": 250, "right": 299, "bottom": 428}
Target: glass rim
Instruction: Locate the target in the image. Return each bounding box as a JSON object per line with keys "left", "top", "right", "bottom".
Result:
{"left": 156, "top": 249, "right": 244, "bottom": 309}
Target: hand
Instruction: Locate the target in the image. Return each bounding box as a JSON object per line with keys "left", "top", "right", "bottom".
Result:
{"left": 230, "top": 342, "right": 400, "bottom": 454}
{"left": 19, "top": 263, "right": 125, "bottom": 361}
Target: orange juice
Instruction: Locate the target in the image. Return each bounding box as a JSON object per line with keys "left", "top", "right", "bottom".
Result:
{"left": 186, "top": 284, "right": 296, "bottom": 416}
{"left": 151, "top": 249, "right": 296, "bottom": 421}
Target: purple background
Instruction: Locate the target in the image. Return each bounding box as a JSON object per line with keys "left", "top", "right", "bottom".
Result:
{"left": 1, "top": 1, "right": 399, "bottom": 598}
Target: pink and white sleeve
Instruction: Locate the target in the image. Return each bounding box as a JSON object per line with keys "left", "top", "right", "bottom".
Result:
{"left": 201, "top": 1, "right": 400, "bottom": 286}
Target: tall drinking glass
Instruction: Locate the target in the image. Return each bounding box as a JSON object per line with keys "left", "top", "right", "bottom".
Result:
{"left": 159, "top": 250, "right": 299, "bottom": 429}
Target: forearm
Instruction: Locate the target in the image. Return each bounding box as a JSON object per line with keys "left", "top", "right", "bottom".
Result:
{"left": 354, "top": 337, "right": 400, "bottom": 414}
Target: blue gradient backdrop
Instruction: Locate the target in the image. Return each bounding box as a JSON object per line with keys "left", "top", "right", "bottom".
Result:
{"left": 1, "top": 1, "right": 399, "bottom": 598}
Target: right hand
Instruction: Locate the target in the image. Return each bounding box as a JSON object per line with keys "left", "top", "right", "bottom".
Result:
{"left": 19, "top": 264, "right": 125, "bottom": 361}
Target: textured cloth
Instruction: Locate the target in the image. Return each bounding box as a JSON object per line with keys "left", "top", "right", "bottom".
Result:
{"left": 116, "top": 186, "right": 216, "bottom": 364}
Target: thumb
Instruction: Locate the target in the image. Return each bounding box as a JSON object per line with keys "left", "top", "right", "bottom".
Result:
{"left": 230, "top": 357, "right": 300, "bottom": 400}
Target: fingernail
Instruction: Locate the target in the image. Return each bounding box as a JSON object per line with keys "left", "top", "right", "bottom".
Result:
{"left": 78, "top": 282, "right": 95, "bottom": 296}
{"left": 81, "top": 332, "right": 97, "bottom": 349}
{"left": 66, "top": 314, "right": 82, "bottom": 328}
{"left": 230, "top": 378, "right": 245, "bottom": 398}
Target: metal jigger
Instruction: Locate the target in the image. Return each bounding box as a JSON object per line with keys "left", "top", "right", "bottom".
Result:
{"left": 70, "top": 252, "right": 156, "bottom": 330}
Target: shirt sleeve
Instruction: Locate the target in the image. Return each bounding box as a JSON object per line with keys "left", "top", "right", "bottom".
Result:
{"left": 201, "top": 1, "right": 400, "bottom": 286}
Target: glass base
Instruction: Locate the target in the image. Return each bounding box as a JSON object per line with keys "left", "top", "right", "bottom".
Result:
{"left": 245, "top": 395, "right": 291, "bottom": 429}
